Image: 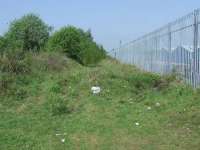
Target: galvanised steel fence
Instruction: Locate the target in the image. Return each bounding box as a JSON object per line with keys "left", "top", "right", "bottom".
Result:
{"left": 111, "top": 9, "right": 200, "bottom": 88}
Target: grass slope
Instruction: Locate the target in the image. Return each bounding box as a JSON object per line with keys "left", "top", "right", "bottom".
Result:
{"left": 0, "top": 52, "right": 200, "bottom": 150}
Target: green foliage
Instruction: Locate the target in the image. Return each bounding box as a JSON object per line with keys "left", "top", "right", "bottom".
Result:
{"left": 46, "top": 95, "right": 72, "bottom": 116}
{"left": 0, "top": 56, "right": 200, "bottom": 149}
{"left": 0, "top": 36, "right": 7, "bottom": 55}
{"left": 49, "top": 83, "right": 61, "bottom": 94}
{"left": 0, "top": 72, "right": 14, "bottom": 94}
{"left": 125, "top": 72, "right": 162, "bottom": 90}
{"left": 48, "top": 26, "right": 106, "bottom": 65}
{"left": 4, "top": 14, "right": 51, "bottom": 52}
{"left": 3, "top": 13, "right": 199, "bottom": 149}
{"left": 36, "top": 52, "right": 68, "bottom": 72}
{"left": 0, "top": 51, "right": 31, "bottom": 74}
{"left": 79, "top": 39, "right": 106, "bottom": 65}
{"left": 14, "top": 87, "right": 27, "bottom": 101}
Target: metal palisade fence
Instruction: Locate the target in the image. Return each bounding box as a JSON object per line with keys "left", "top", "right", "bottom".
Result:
{"left": 110, "top": 9, "right": 200, "bottom": 88}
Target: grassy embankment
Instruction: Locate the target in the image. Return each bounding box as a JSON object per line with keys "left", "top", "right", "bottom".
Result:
{"left": 0, "top": 52, "right": 200, "bottom": 150}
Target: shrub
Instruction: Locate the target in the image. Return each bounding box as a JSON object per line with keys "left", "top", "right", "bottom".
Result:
{"left": 0, "top": 50, "right": 31, "bottom": 74}
{"left": 126, "top": 72, "right": 162, "bottom": 90}
{"left": 30, "top": 52, "right": 68, "bottom": 72}
{"left": 0, "top": 36, "right": 7, "bottom": 55}
{"left": 78, "top": 39, "right": 106, "bottom": 65}
{"left": 4, "top": 14, "right": 51, "bottom": 52}
{"left": 48, "top": 26, "right": 106, "bottom": 65}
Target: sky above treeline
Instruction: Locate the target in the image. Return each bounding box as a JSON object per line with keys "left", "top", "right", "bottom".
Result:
{"left": 0, "top": 0, "right": 200, "bottom": 51}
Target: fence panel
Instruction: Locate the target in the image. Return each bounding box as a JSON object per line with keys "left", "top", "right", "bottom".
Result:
{"left": 111, "top": 9, "right": 200, "bottom": 88}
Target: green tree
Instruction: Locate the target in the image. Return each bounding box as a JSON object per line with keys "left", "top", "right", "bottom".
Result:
{"left": 5, "top": 14, "right": 51, "bottom": 52}
{"left": 0, "top": 36, "right": 6, "bottom": 55}
{"left": 48, "top": 26, "right": 106, "bottom": 65}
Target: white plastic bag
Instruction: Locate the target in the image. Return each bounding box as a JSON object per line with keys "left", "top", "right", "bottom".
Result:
{"left": 91, "top": 86, "right": 101, "bottom": 94}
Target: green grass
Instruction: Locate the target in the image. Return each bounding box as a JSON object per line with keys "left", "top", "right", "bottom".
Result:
{"left": 0, "top": 53, "right": 200, "bottom": 150}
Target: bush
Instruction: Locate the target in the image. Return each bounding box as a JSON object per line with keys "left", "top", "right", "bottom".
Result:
{"left": 0, "top": 36, "right": 7, "bottom": 55}
{"left": 29, "top": 52, "right": 68, "bottom": 72}
{"left": 0, "top": 13, "right": 51, "bottom": 74}
{"left": 126, "top": 72, "right": 162, "bottom": 90}
{"left": 48, "top": 26, "right": 106, "bottom": 65}
{"left": 4, "top": 14, "right": 51, "bottom": 52}
{"left": 0, "top": 50, "right": 31, "bottom": 74}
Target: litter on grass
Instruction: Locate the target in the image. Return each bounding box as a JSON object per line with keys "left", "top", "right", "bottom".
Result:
{"left": 56, "top": 133, "right": 61, "bottom": 136}
{"left": 61, "top": 138, "right": 65, "bottom": 143}
{"left": 135, "top": 122, "right": 140, "bottom": 126}
{"left": 155, "top": 102, "right": 161, "bottom": 107}
{"left": 91, "top": 86, "right": 101, "bottom": 94}
{"left": 147, "top": 106, "right": 152, "bottom": 110}
{"left": 56, "top": 133, "right": 67, "bottom": 136}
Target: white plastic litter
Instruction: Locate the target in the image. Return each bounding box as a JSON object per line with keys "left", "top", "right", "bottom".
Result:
{"left": 91, "top": 86, "right": 101, "bottom": 94}
{"left": 135, "top": 122, "right": 140, "bottom": 126}
{"left": 147, "top": 106, "right": 152, "bottom": 110}
{"left": 61, "top": 138, "right": 65, "bottom": 143}
{"left": 155, "top": 102, "right": 161, "bottom": 107}
{"left": 56, "top": 133, "right": 67, "bottom": 136}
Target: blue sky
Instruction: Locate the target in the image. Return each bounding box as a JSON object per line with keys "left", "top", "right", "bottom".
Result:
{"left": 0, "top": 0, "right": 200, "bottom": 50}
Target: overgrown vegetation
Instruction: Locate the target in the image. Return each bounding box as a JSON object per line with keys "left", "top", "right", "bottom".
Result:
{"left": 0, "top": 55, "right": 200, "bottom": 150}
{"left": 48, "top": 26, "right": 106, "bottom": 65}
{"left": 0, "top": 13, "right": 106, "bottom": 72}
{"left": 0, "top": 13, "right": 200, "bottom": 150}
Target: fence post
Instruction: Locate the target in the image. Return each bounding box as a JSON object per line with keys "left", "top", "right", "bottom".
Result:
{"left": 154, "top": 35, "right": 158, "bottom": 73}
{"left": 112, "top": 49, "right": 116, "bottom": 59}
{"left": 193, "top": 10, "right": 199, "bottom": 88}
{"left": 168, "top": 24, "right": 172, "bottom": 74}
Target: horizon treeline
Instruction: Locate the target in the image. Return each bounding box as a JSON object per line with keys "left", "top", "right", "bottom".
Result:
{"left": 0, "top": 13, "right": 106, "bottom": 66}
